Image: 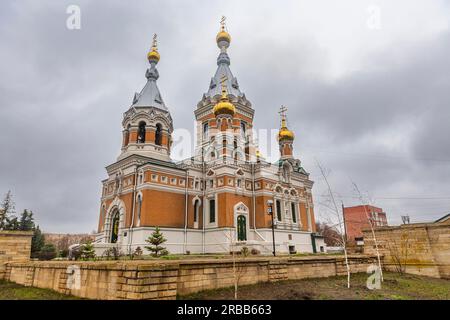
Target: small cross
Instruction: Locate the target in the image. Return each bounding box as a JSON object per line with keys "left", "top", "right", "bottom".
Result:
{"left": 279, "top": 105, "right": 288, "bottom": 118}
{"left": 152, "top": 34, "right": 158, "bottom": 49}
{"left": 220, "top": 16, "right": 226, "bottom": 29}
{"left": 220, "top": 74, "right": 228, "bottom": 90}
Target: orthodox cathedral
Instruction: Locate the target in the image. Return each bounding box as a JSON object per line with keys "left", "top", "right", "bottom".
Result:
{"left": 94, "top": 19, "right": 324, "bottom": 255}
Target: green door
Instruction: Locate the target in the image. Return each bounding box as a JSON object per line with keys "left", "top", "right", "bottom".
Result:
{"left": 237, "top": 215, "right": 247, "bottom": 241}
{"left": 110, "top": 212, "right": 119, "bottom": 243}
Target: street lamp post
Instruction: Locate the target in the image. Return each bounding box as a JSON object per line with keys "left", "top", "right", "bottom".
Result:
{"left": 267, "top": 200, "right": 276, "bottom": 256}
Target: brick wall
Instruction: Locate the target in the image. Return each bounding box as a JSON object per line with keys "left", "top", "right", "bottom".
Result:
{"left": 0, "top": 231, "right": 33, "bottom": 280}
{"left": 3, "top": 255, "right": 379, "bottom": 300}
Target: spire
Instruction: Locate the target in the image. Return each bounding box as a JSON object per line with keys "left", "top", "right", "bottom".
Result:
{"left": 131, "top": 34, "right": 167, "bottom": 111}
{"left": 205, "top": 17, "right": 243, "bottom": 98}
{"left": 147, "top": 33, "right": 160, "bottom": 65}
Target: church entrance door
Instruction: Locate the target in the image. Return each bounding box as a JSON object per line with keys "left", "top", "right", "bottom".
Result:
{"left": 110, "top": 211, "right": 119, "bottom": 243}
{"left": 237, "top": 215, "right": 247, "bottom": 241}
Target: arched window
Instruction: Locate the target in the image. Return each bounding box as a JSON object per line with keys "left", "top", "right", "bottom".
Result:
{"left": 124, "top": 124, "right": 131, "bottom": 146}
{"left": 194, "top": 199, "right": 200, "bottom": 223}
{"left": 101, "top": 205, "right": 106, "bottom": 231}
{"left": 155, "top": 123, "right": 163, "bottom": 146}
{"left": 203, "top": 123, "right": 209, "bottom": 140}
{"left": 237, "top": 215, "right": 247, "bottom": 241}
{"left": 291, "top": 202, "right": 297, "bottom": 223}
{"left": 209, "top": 199, "right": 216, "bottom": 223}
{"left": 136, "top": 195, "right": 142, "bottom": 226}
{"left": 137, "top": 121, "right": 146, "bottom": 143}
{"left": 110, "top": 210, "right": 120, "bottom": 243}
{"left": 276, "top": 200, "right": 282, "bottom": 222}
{"left": 240, "top": 122, "right": 246, "bottom": 139}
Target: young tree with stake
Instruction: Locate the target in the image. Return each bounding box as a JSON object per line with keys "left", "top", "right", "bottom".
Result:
{"left": 316, "top": 161, "right": 351, "bottom": 288}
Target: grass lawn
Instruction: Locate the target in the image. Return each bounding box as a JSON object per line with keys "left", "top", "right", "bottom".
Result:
{"left": 0, "top": 280, "right": 81, "bottom": 300}
{"left": 1, "top": 272, "right": 448, "bottom": 300}
{"left": 181, "top": 272, "right": 450, "bottom": 300}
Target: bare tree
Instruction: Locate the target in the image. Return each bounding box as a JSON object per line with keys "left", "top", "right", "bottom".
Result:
{"left": 351, "top": 182, "right": 384, "bottom": 282}
{"left": 316, "top": 222, "right": 343, "bottom": 246}
{"left": 224, "top": 228, "right": 251, "bottom": 300}
{"left": 386, "top": 230, "right": 410, "bottom": 274}
{"left": 316, "top": 161, "right": 351, "bottom": 288}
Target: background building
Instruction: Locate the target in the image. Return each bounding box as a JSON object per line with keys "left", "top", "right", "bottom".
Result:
{"left": 343, "top": 205, "right": 388, "bottom": 245}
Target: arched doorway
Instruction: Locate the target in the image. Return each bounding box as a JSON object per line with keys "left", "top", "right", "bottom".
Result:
{"left": 110, "top": 210, "right": 120, "bottom": 243}
{"left": 237, "top": 215, "right": 247, "bottom": 241}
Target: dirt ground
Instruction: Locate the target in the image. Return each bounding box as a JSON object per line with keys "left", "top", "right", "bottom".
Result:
{"left": 181, "top": 272, "right": 450, "bottom": 300}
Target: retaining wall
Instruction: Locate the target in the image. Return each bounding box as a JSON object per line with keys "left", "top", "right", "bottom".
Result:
{"left": 3, "top": 255, "right": 379, "bottom": 300}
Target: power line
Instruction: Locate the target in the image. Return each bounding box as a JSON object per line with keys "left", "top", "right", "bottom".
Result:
{"left": 315, "top": 195, "right": 450, "bottom": 200}
{"left": 301, "top": 148, "right": 450, "bottom": 163}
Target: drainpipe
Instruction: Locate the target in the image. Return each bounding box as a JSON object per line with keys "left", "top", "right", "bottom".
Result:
{"left": 252, "top": 162, "right": 266, "bottom": 242}
{"left": 183, "top": 169, "right": 189, "bottom": 254}
{"left": 128, "top": 167, "right": 138, "bottom": 255}
{"left": 202, "top": 150, "right": 206, "bottom": 254}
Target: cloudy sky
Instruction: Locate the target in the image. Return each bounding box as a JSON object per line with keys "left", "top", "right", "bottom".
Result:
{"left": 1, "top": 0, "right": 449, "bottom": 233}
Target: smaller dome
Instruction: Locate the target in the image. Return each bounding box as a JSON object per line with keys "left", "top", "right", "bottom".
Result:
{"left": 213, "top": 97, "right": 235, "bottom": 116}
{"left": 278, "top": 118, "right": 295, "bottom": 141}
{"left": 147, "top": 48, "right": 160, "bottom": 63}
{"left": 278, "top": 128, "right": 295, "bottom": 141}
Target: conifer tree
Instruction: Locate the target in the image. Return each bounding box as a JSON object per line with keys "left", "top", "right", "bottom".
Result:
{"left": 81, "top": 241, "right": 96, "bottom": 260}
{"left": 31, "top": 226, "right": 45, "bottom": 258}
{"left": 145, "top": 227, "right": 168, "bottom": 257}
{"left": 19, "top": 209, "right": 34, "bottom": 231}
{"left": 0, "top": 191, "right": 15, "bottom": 230}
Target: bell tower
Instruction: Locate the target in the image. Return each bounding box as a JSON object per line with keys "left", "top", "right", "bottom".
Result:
{"left": 194, "top": 17, "right": 257, "bottom": 163}
{"left": 118, "top": 35, "right": 173, "bottom": 162}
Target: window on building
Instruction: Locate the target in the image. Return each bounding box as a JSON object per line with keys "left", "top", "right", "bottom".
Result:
{"left": 137, "top": 195, "right": 142, "bottom": 226}
{"left": 194, "top": 200, "right": 200, "bottom": 223}
{"left": 155, "top": 123, "right": 163, "bottom": 146}
{"left": 124, "top": 124, "right": 131, "bottom": 146}
{"left": 137, "top": 121, "right": 146, "bottom": 143}
{"left": 240, "top": 122, "right": 246, "bottom": 139}
{"left": 291, "top": 203, "right": 297, "bottom": 223}
{"left": 209, "top": 199, "right": 216, "bottom": 223}
{"left": 276, "top": 200, "right": 282, "bottom": 221}
{"left": 203, "top": 123, "right": 209, "bottom": 140}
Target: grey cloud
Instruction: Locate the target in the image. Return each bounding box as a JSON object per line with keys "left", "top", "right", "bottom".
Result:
{"left": 0, "top": 0, "right": 449, "bottom": 232}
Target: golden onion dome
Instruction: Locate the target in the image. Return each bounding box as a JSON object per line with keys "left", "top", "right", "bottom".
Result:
{"left": 216, "top": 30, "right": 231, "bottom": 45}
{"left": 147, "top": 48, "right": 160, "bottom": 63}
{"left": 278, "top": 119, "right": 295, "bottom": 141}
{"left": 213, "top": 96, "right": 235, "bottom": 116}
